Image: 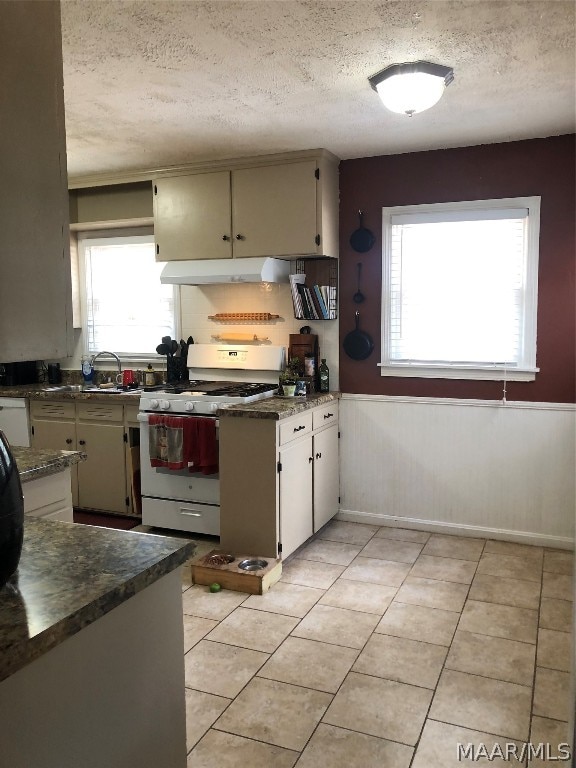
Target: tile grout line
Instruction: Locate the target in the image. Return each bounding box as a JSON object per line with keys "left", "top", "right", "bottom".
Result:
{"left": 406, "top": 536, "right": 485, "bottom": 768}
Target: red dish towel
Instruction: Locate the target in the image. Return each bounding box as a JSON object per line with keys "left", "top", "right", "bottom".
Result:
{"left": 148, "top": 414, "right": 186, "bottom": 469}
{"left": 183, "top": 417, "right": 219, "bottom": 475}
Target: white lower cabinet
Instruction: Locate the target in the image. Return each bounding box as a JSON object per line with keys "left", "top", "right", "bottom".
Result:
{"left": 22, "top": 469, "right": 74, "bottom": 523}
{"left": 278, "top": 437, "right": 313, "bottom": 559}
{"left": 219, "top": 400, "right": 339, "bottom": 559}
{"left": 312, "top": 423, "right": 339, "bottom": 533}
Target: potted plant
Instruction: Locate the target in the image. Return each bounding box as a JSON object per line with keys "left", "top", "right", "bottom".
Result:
{"left": 279, "top": 357, "right": 302, "bottom": 397}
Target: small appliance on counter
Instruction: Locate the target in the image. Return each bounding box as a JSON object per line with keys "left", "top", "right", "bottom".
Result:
{"left": 0, "top": 430, "right": 24, "bottom": 589}
{"left": 0, "top": 361, "right": 39, "bottom": 387}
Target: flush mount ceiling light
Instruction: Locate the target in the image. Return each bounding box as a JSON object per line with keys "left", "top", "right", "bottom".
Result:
{"left": 368, "top": 61, "right": 454, "bottom": 116}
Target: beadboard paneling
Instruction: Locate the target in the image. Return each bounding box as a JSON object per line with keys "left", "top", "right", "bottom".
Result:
{"left": 338, "top": 395, "right": 575, "bottom": 548}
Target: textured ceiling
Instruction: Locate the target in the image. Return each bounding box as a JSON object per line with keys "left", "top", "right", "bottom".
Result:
{"left": 60, "top": 0, "right": 576, "bottom": 181}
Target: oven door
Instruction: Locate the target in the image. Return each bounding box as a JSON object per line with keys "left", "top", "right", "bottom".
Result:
{"left": 138, "top": 412, "right": 220, "bottom": 505}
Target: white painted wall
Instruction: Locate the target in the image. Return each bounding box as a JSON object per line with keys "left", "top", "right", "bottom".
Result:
{"left": 179, "top": 282, "right": 340, "bottom": 389}
{"left": 338, "top": 394, "right": 576, "bottom": 548}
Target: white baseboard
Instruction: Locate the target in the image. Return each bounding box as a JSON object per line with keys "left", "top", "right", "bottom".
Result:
{"left": 336, "top": 509, "right": 575, "bottom": 551}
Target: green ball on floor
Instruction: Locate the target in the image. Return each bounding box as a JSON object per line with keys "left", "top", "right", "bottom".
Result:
{"left": 209, "top": 582, "right": 221, "bottom": 593}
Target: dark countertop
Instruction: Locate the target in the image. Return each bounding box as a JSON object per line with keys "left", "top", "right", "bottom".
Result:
{"left": 12, "top": 447, "right": 86, "bottom": 483}
{"left": 0, "top": 518, "right": 195, "bottom": 683}
{"left": 218, "top": 391, "right": 339, "bottom": 419}
{"left": 0, "top": 385, "right": 339, "bottom": 419}
{"left": 0, "top": 384, "right": 142, "bottom": 404}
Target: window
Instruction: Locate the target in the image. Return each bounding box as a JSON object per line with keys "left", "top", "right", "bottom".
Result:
{"left": 380, "top": 197, "right": 541, "bottom": 380}
{"left": 79, "top": 232, "right": 177, "bottom": 358}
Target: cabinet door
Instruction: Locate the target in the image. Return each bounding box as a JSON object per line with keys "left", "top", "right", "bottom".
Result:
{"left": 279, "top": 436, "right": 313, "bottom": 559}
{"left": 154, "top": 171, "right": 232, "bottom": 261}
{"left": 77, "top": 422, "right": 127, "bottom": 513}
{"left": 31, "top": 418, "right": 78, "bottom": 507}
{"left": 0, "top": 1, "right": 73, "bottom": 361}
{"left": 232, "top": 161, "right": 318, "bottom": 258}
{"left": 313, "top": 424, "right": 339, "bottom": 533}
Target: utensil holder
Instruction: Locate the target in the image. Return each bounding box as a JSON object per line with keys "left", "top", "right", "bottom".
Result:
{"left": 166, "top": 356, "right": 188, "bottom": 384}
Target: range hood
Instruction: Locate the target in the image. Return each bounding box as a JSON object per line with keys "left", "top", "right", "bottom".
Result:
{"left": 160, "top": 257, "right": 291, "bottom": 285}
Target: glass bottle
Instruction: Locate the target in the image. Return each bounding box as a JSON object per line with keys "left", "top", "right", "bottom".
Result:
{"left": 319, "top": 359, "right": 329, "bottom": 392}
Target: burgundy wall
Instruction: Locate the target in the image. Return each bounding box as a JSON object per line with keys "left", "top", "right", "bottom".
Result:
{"left": 338, "top": 135, "right": 576, "bottom": 403}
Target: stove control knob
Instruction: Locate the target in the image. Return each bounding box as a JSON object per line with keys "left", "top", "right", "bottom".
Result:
{"left": 149, "top": 399, "right": 160, "bottom": 410}
{"left": 185, "top": 401, "right": 195, "bottom": 412}
{"left": 159, "top": 399, "right": 171, "bottom": 411}
{"left": 209, "top": 403, "right": 218, "bottom": 413}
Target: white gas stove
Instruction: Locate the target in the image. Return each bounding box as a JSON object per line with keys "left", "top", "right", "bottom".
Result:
{"left": 138, "top": 344, "right": 285, "bottom": 414}
{"left": 138, "top": 344, "right": 285, "bottom": 535}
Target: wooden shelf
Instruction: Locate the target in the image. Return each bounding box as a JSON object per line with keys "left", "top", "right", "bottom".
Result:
{"left": 290, "top": 258, "right": 338, "bottom": 320}
{"left": 208, "top": 313, "right": 280, "bottom": 322}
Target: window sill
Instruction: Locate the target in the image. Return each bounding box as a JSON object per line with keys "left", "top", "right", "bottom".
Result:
{"left": 377, "top": 363, "right": 538, "bottom": 381}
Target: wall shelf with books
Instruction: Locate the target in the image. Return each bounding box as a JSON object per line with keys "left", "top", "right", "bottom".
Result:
{"left": 289, "top": 258, "right": 338, "bottom": 321}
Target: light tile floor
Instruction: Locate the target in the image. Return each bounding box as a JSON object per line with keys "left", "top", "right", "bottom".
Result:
{"left": 180, "top": 521, "right": 574, "bottom": 767}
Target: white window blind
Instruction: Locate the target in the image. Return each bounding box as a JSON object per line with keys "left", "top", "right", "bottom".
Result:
{"left": 81, "top": 234, "right": 176, "bottom": 356}
{"left": 380, "top": 197, "right": 540, "bottom": 380}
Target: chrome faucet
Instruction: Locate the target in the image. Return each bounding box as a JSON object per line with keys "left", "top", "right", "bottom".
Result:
{"left": 90, "top": 351, "right": 121, "bottom": 384}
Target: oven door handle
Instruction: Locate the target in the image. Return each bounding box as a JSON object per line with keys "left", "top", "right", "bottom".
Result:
{"left": 137, "top": 412, "right": 219, "bottom": 424}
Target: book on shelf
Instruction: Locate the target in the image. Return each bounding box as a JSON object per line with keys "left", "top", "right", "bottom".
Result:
{"left": 313, "top": 285, "right": 329, "bottom": 319}
{"left": 289, "top": 273, "right": 336, "bottom": 320}
{"left": 289, "top": 274, "right": 306, "bottom": 319}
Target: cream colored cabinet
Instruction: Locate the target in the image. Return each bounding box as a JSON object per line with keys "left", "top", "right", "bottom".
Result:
{"left": 231, "top": 161, "right": 318, "bottom": 258}
{"left": 153, "top": 152, "right": 339, "bottom": 262}
{"left": 30, "top": 400, "right": 134, "bottom": 515}
{"left": 76, "top": 403, "right": 127, "bottom": 514}
{"left": 219, "top": 399, "right": 339, "bottom": 559}
{"left": 29, "top": 402, "right": 78, "bottom": 507}
{"left": 153, "top": 171, "right": 232, "bottom": 261}
{"left": 0, "top": 2, "right": 73, "bottom": 362}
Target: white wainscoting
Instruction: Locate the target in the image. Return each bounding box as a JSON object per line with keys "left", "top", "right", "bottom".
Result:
{"left": 338, "top": 394, "right": 576, "bottom": 549}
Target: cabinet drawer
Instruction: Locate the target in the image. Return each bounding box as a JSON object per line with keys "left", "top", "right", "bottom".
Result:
{"left": 30, "top": 400, "right": 75, "bottom": 420}
{"left": 279, "top": 411, "right": 313, "bottom": 445}
{"left": 142, "top": 497, "right": 220, "bottom": 536}
{"left": 77, "top": 402, "right": 124, "bottom": 422}
{"left": 312, "top": 401, "right": 339, "bottom": 431}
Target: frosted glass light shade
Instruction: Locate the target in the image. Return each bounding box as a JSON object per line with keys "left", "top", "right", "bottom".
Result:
{"left": 369, "top": 61, "right": 454, "bottom": 116}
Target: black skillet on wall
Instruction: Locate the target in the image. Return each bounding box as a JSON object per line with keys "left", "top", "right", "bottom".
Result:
{"left": 343, "top": 311, "right": 374, "bottom": 360}
{"left": 349, "top": 210, "right": 375, "bottom": 253}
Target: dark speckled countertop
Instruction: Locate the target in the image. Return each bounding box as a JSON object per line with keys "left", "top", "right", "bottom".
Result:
{"left": 12, "top": 447, "right": 86, "bottom": 483}
{"left": 0, "top": 518, "right": 195, "bottom": 683}
{"left": 218, "top": 392, "right": 339, "bottom": 419}
{"left": 0, "top": 384, "right": 142, "bottom": 404}
{"left": 0, "top": 385, "right": 339, "bottom": 419}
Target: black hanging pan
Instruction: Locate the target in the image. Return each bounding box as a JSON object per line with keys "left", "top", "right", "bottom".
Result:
{"left": 349, "top": 210, "right": 375, "bottom": 253}
{"left": 343, "top": 311, "right": 374, "bottom": 360}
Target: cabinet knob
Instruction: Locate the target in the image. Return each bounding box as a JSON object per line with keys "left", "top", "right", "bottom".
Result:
{"left": 316, "top": 452, "right": 322, "bottom": 459}
{"left": 324, "top": 412, "right": 333, "bottom": 419}
{"left": 79, "top": 439, "right": 86, "bottom": 446}
{"left": 293, "top": 425, "right": 305, "bottom": 432}
{"left": 309, "top": 456, "right": 314, "bottom": 463}
{"left": 66, "top": 438, "right": 73, "bottom": 445}
{"left": 235, "top": 234, "right": 245, "bottom": 241}
{"left": 222, "top": 235, "right": 230, "bottom": 241}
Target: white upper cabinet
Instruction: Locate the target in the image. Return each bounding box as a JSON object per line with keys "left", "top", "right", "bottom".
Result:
{"left": 153, "top": 151, "right": 339, "bottom": 261}
{"left": 0, "top": 1, "right": 73, "bottom": 362}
